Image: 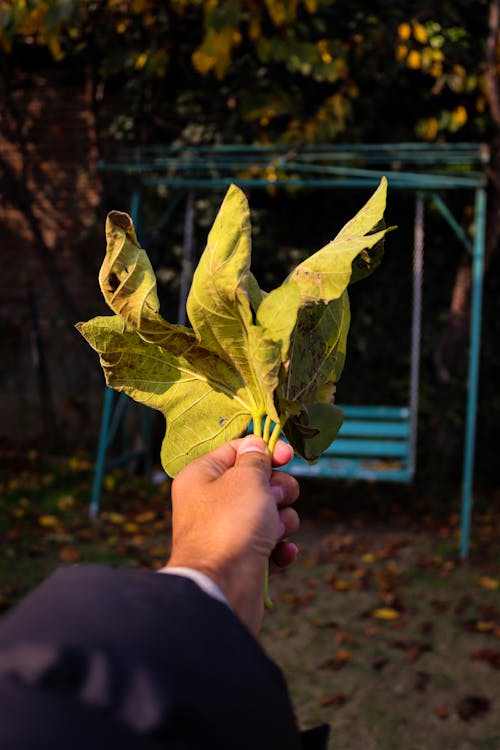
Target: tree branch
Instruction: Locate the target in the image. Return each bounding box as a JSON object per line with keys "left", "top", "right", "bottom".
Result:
{"left": 486, "top": 0, "right": 500, "bottom": 127}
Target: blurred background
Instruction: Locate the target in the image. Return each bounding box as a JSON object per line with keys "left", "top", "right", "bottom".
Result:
{"left": 0, "top": 3, "right": 499, "bottom": 747}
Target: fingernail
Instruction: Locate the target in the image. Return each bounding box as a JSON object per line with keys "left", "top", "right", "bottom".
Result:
{"left": 271, "top": 484, "right": 284, "bottom": 502}
{"left": 238, "top": 437, "right": 268, "bottom": 455}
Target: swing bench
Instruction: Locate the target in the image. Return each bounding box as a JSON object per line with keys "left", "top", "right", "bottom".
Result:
{"left": 287, "top": 405, "right": 413, "bottom": 482}
{"left": 93, "top": 143, "right": 487, "bottom": 559}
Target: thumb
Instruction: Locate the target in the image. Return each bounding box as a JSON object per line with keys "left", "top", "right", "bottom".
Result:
{"left": 235, "top": 436, "right": 272, "bottom": 477}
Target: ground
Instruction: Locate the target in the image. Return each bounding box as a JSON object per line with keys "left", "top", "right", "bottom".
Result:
{"left": 0, "top": 447, "right": 499, "bottom": 749}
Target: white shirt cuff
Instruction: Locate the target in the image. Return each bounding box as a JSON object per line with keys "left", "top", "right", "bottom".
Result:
{"left": 157, "top": 566, "right": 230, "bottom": 609}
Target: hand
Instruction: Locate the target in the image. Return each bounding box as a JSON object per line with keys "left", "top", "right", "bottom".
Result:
{"left": 167, "top": 436, "right": 300, "bottom": 635}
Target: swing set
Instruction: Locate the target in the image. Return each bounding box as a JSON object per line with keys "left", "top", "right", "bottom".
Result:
{"left": 92, "top": 143, "right": 488, "bottom": 559}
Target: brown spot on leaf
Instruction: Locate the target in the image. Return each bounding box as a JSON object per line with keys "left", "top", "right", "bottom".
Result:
{"left": 107, "top": 272, "right": 120, "bottom": 293}
{"left": 108, "top": 210, "right": 132, "bottom": 230}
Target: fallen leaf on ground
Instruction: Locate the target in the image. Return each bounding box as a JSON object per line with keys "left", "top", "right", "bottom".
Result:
{"left": 320, "top": 694, "right": 347, "bottom": 708}
{"left": 38, "top": 514, "right": 60, "bottom": 528}
{"left": 373, "top": 607, "right": 400, "bottom": 620}
{"left": 58, "top": 546, "right": 81, "bottom": 563}
{"left": 470, "top": 649, "right": 500, "bottom": 669}
{"left": 456, "top": 696, "right": 491, "bottom": 721}
{"left": 435, "top": 704, "right": 449, "bottom": 720}
{"left": 478, "top": 576, "right": 499, "bottom": 590}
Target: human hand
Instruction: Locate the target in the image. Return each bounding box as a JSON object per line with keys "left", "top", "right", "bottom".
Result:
{"left": 167, "top": 436, "right": 300, "bottom": 635}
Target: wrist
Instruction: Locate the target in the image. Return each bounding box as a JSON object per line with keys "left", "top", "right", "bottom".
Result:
{"left": 166, "top": 554, "right": 266, "bottom": 634}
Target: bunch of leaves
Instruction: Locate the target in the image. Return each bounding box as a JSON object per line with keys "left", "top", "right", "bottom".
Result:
{"left": 77, "top": 178, "right": 391, "bottom": 477}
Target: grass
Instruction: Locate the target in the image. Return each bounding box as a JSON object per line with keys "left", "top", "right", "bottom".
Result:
{"left": 1, "top": 450, "right": 499, "bottom": 749}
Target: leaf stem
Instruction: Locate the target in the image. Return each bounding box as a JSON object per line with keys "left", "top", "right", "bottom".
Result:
{"left": 253, "top": 415, "right": 263, "bottom": 438}
{"left": 263, "top": 415, "right": 272, "bottom": 444}
{"left": 268, "top": 419, "right": 284, "bottom": 456}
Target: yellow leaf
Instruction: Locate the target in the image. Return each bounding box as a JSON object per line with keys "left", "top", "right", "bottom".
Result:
{"left": 192, "top": 48, "right": 216, "bottom": 75}
{"left": 135, "top": 52, "right": 148, "bottom": 70}
{"left": 373, "top": 607, "right": 400, "bottom": 620}
{"left": 398, "top": 23, "right": 411, "bottom": 40}
{"left": 57, "top": 495, "right": 75, "bottom": 511}
{"left": 413, "top": 22, "right": 427, "bottom": 44}
{"left": 396, "top": 44, "right": 408, "bottom": 61}
{"left": 123, "top": 522, "right": 139, "bottom": 534}
{"left": 135, "top": 510, "right": 156, "bottom": 524}
{"left": 361, "top": 553, "right": 376, "bottom": 564}
{"left": 333, "top": 580, "right": 352, "bottom": 591}
{"left": 452, "top": 105, "right": 468, "bottom": 127}
{"left": 248, "top": 17, "right": 261, "bottom": 40}
{"left": 106, "top": 512, "right": 125, "bottom": 525}
{"left": 303, "top": 0, "right": 317, "bottom": 12}
{"left": 406, "top": 50, "right": 421, "bottom": 69}
{"left": 478, "top": 576, "right": 499, "bottom": 590}
{"left": 38, "top": 514, "right": 59, "bottom": 528}
{"left": 104, "top": 475, "right": 116, "bottom": 492}
{"left": 476, "top": 620, "right": 494, "bottom": 632}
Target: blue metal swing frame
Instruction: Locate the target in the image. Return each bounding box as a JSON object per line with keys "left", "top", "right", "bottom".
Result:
{"left": 92, "top": 143, "right": 488, "bottom": 560}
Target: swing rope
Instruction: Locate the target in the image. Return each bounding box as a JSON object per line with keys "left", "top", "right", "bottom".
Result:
{"left": 409, "top": 194, "right": 424, "bottom": 477}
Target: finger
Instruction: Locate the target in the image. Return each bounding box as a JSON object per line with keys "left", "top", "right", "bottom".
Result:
{"left": 270, "top": 541, "right": 299, "bottom": 571}
{"left": 270, "top": 471, "right": 300, "bottom": 507}
{"left": 183, "top": 435, "right": 268, "bottom": 482}
{"left": 278, "top": 506, "right": 300, "bottom": 539}
{"left": 233, "top": 436, "right": 272, "bottom": 480}
{"left": 271, "top": 440, "right": 294, "bottom": 467}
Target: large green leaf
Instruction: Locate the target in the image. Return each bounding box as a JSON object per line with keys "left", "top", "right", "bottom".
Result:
{"left": 286, "top": 177, "right": 391, "bottom": 302}
{"left": 77, "top": 315, "right": 252, "bottom": 476}
{"left": 99, "top": 210, "right": 195, "bottom": 355}
{"left": 284, "top": 402, "right": 344, "bottom": 462}
{"left": 257, "top": 177, "right": 387, "bottom": 388}
{"left": 186, "top": 184, "right": 280, "bottom": 422}
{"left": 285, "top": 292, "right": 350, "bottom": 405}
{"left": 78, "top": 179, "right": 392, "bottom": 475}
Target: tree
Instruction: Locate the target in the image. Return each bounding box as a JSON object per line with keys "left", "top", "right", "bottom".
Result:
{"left": 0, "top": 0, "right": 498, "bottom": 474}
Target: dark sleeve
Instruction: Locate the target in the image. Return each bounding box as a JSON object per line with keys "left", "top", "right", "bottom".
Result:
{"left": 0, "top": 565, "right": 328, "bottom": 749}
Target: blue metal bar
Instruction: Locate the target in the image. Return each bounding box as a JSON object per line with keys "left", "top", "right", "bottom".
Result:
{"left": 327, "top": 439, "right": 409, "bottom": 457}
{"left": 339, "top": 421, "right": 410, "bottom": 438}
{"left": 432, "top": 194, "right": 473, "bottom": 253}
{"left": 288, "top": 457, "right": 411, "bottom": 482}
{"left": 90, "top": 387, "right": 115, "bottom": 519}
{"left": 460, "top": 187, "right": 487, "bottom": 559}
{"left": 340, "top": 405, "right": 410, "bottom": 418}
{"left": 141, "top": 175, "right": 483, "bottom": 189}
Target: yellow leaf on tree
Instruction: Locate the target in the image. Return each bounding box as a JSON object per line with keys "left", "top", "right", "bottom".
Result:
{"left": 413, "top": 23, "right": 428, "bottom": 44}
{"left": 135, "top": 52, "right": 148, "bottom": 70}
{"left": 38, "top": 514, "right": 59, "bottom": 528}
{"left": 374, "top": 608, "right": 400, "bottom": 621}
{"left": 398, "top": 23, "right": 411, "bottom": 41}
{"left": 452, "top": 105, "right": 468, "bottom": 127}
{"left": 191, "top": 48, "right": 215, "bottom": 75}
{"left": 478, "top": 576, "right": 499, "bottom": 590}
{"left": 406, "top": 50, "right": 421, "bottom": 69}
{"left": 396, "top": 44, "right": 408, "bottom": 61}
{"left": 303, "top": 0, "right": 318, "bottom": 13}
